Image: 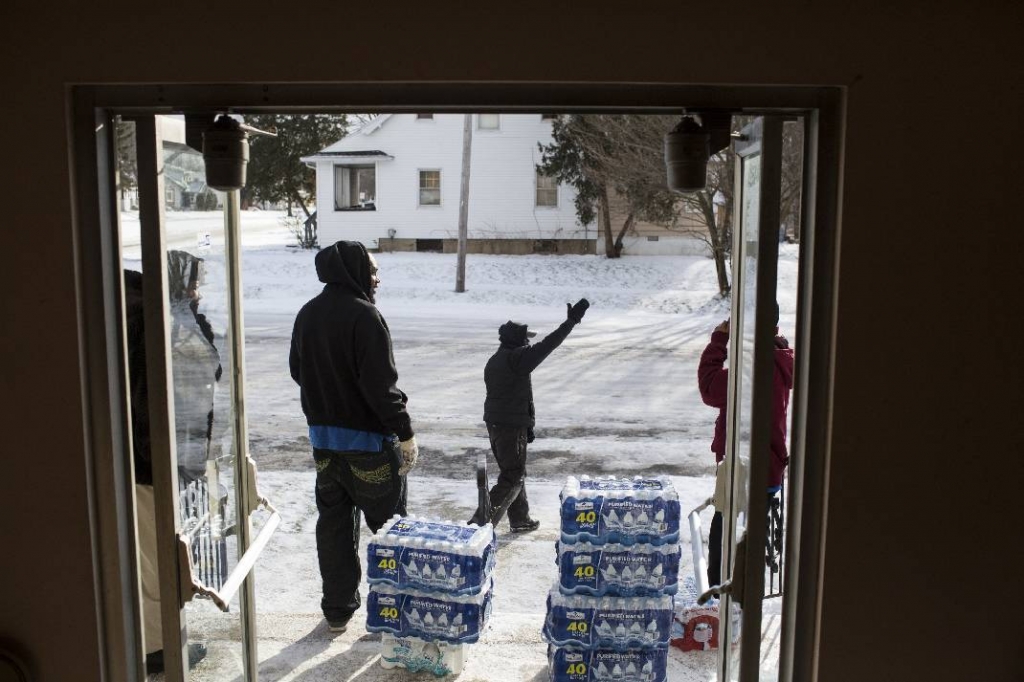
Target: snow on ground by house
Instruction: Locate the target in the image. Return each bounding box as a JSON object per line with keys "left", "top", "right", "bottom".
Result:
{"left": 132, "top": 210, "right": 798, "bottom": 681}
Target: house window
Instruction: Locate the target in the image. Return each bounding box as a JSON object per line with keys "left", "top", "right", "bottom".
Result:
{"left": 477, "top": 113, "right": 499, "bottom": 130}
{"left": 334, "top": 164, "right": 376, "bottom": 210}
{"left": 419, "top": 170, "right": 441, "bottom": 206}
{"left": 416, "top": 114, "right": 434, "bottom": 120}
{"left": 165, "top": 186, "right": 175, "bottom": 206}
{"left": 541, "top": 114, "right": 557, "bottom": 121}
{"left": 536, "top": 172, "right": 558, "bottom": 207}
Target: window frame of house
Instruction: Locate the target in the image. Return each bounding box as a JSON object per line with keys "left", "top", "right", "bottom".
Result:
{"left": 535, "top": 171, "right": 559, "bottom": 208}
{"left": 418, "top": 168, "right": 442, "bottom": 207}
{"left": 477, "top": 113, "right": 500, "bottom": 130}
{"left": 334, "top": 163, "right": 377, "bottom": 211}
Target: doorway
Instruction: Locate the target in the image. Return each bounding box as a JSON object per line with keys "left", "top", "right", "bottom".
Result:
{"left": 71, "top": 83, "right": 842, "bottom": 682}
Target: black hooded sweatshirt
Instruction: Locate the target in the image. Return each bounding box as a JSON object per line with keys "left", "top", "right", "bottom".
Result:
{"left": 483, "top": 318, "right": 577, "bottom": 427}
{"left": 289, "top": 241, "right": 413, "bottom": 442}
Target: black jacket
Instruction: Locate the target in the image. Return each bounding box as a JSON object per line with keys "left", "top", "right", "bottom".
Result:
{"left": 125, "top": 270, "right": 152, "bottom": 485}
{"left": 289, "top": 241, "right": 413, "bottom": 441}
{"left": 483, "top": 319, "right": 577, "bottom": 427}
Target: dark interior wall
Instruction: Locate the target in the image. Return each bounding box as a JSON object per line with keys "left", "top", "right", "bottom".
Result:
{"left": 1, "top": 2, "right": 1020, "bottom": 681}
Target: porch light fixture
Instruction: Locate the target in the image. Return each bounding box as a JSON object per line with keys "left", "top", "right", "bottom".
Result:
{"left": 664, "top": 111, "right": 733, "bottom": 193}
{"left": 193, "top": 114, "right": 276, "bottom": 191}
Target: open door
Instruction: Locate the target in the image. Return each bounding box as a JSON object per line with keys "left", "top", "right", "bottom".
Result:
{"left": 715, "top": 115, "right": 786, "bottom": 682}
{"left": 127, "top": 114, "right": 279, "bottom": 681}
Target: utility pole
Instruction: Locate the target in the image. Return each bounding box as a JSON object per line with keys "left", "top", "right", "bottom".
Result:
{"left": 456, "top": 113, "right": 473, "bottom": 292}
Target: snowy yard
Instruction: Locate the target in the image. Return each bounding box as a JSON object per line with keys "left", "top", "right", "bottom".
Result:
{"left": 126, "top": 211, "right": 799, "bottom": 681}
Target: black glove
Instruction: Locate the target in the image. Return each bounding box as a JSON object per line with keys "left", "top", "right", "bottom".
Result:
{"left": 527, "top": 427, "right": 536, "bottom": 444}
{"left": 567, "top": 298, "right": 590, "bottom": 324}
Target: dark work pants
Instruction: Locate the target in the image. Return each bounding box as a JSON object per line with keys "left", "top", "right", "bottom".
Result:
{"left": 484, "top": 423, "right": 531, "bottom": 526}
{"left": 707, "top": 491, "right": 779, "bottom": 587}
{"left": 707, "top": 511, "right": 724, "bottom": 587}
{"left": 313, "top": 441, "right": 406, "bottom": 621}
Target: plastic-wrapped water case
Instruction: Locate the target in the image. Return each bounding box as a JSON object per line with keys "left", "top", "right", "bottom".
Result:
{"left": 543, "top": 586, "right": 674, "bottom": 650}
{"left": 560, "top": 476, "right": 680, "bottom": 546}
{"left": 367, "top": 516, "right": 497, "bottom": 595}
{"left": 557, "top": 541, "right": 680, "bottom": 597}
{"left": 548, "top": 645, "right": 668, "bottom": 682}
{"left": 380, "top": 633, "right": 467, "bottom": 676}
{"left": 366, "top": 580, "right": 493, "bottom": 644}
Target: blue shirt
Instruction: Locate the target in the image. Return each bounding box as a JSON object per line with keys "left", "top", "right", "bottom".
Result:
{"left": 308, "top": 425, "right": 394, "bottom": 452}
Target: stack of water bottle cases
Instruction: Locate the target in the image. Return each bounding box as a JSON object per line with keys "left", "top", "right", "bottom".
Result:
{"left": 365, "top": 516, "right": 496, "bottom": 676}
{"left": 546, "top": 476, "right": 682, "bottom": 682}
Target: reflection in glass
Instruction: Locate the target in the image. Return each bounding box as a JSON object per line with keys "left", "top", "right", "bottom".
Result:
{"left": 120, "top": 121, "right": 247, "bottom": 678}
{"left": 757, "top": 119, "right": 802, "bottom": 682}
{"left": 171, "top": 245, "right": 245, "bottom": 680}
{"left": 726, "top": 149, "right": 762, "bottom": 681}
{"left": 726, "top": 118, "right": 802, "bottom": 682}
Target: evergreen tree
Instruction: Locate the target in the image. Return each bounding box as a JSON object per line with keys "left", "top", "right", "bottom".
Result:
{"left": 242, "top": 114, "right": 348, "bottom": 218}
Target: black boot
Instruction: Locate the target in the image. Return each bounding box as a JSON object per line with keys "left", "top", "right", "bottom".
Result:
{"left": 509, "top": 518, "right": 540, "bottom": 533}
{"left": 145, "top": 643, "right": 208, "bottom": 674}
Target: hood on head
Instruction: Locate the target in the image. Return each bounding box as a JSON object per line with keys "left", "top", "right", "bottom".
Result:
{"left": 498, "top": 320, "right": 536, "bottom": 347}
{"left": 315, "top": 240, "right": 374, "bottom": 302}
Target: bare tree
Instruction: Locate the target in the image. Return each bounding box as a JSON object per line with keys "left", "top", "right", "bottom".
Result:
{"left": 780, "top": 120, "right": 805, "bottom": 242}
{"left": 539, "top": 115, "right": 676, "bottom": 259}
{"left": 674, "top": 151, "right": 734, "bottom": 296}
{"left": 115, "top": 118, "right": 138, "bottom": 206}
{"left": 540, "top": 114, "right": 733, "bottom": 294}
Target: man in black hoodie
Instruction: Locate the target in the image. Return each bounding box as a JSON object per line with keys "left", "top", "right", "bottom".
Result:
{"left": 473, "top": 298, "right": 590, "bottom": 532}
{"left": 289, "top": 240, "right": 418, "bottom": 632}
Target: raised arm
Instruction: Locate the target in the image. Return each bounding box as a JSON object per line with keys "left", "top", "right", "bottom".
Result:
{"left": 698, "top": 323, "right": 730, "bottom": 408}
{"left": 509, "top": 299, "right": 589, "bottom": 375}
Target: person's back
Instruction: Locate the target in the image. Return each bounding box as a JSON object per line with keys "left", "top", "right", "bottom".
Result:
{"left": 483, "top": 324, "right": 546, "bottom": 428}
{"left": 698, "top": 324, "right": 794, "bottom": 487}
{"left": 290, "top": 242, "right": 411, "bottom": 442}
{"left": 697, "top": 310, "right": 794, "bottom": 586}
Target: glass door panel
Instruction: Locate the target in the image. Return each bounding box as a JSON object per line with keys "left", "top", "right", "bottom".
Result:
{"left": 123, "top": 115, "right": 275, "bottom": 681}
{"left": 719, "top": 116, "right": 785, "bottom": 682}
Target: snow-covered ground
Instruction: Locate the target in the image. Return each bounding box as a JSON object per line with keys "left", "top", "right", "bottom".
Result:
{"left": 129, "top": 210, "right": 799, "bottom": 681}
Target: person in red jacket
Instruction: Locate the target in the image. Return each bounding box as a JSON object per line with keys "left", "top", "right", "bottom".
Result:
{"left": 697, "top": 304, "right": 794, "bottom": 587}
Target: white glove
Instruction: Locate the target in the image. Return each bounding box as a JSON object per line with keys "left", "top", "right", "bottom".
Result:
{"left": 398, "top": 437, "right": 419, "bottom": 476}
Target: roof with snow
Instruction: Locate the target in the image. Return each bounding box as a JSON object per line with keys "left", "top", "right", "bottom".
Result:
{"left": 300, "top": 149, "right": 394, "bottom": 164}
{"left": 313, "top": 150, "right": 390, "bottom": 157}
{"left": 315, "top": 115, "right": 393, "bottom": 155}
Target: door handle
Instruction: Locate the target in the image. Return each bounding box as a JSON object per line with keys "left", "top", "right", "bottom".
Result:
{"left": 699, "top": 531, "right": 747, "bottom": 607}
{"left": 177, "top": 455, "right": 280, "bottom": 611}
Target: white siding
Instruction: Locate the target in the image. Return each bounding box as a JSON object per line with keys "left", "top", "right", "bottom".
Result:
{"left": 313, "top": 114, "right": 594, "bottom": 248}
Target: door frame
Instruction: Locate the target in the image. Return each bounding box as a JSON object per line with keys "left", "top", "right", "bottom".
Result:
{"left": 720, "top": 115, "right": 786, "bottom": 680}
{"left": 69, "top": 82, "right": 844, "bottom": 682}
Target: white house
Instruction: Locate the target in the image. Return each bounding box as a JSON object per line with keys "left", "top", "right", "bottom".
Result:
{"left": 303, "top": 114, "right": 596, "bottom": 254}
